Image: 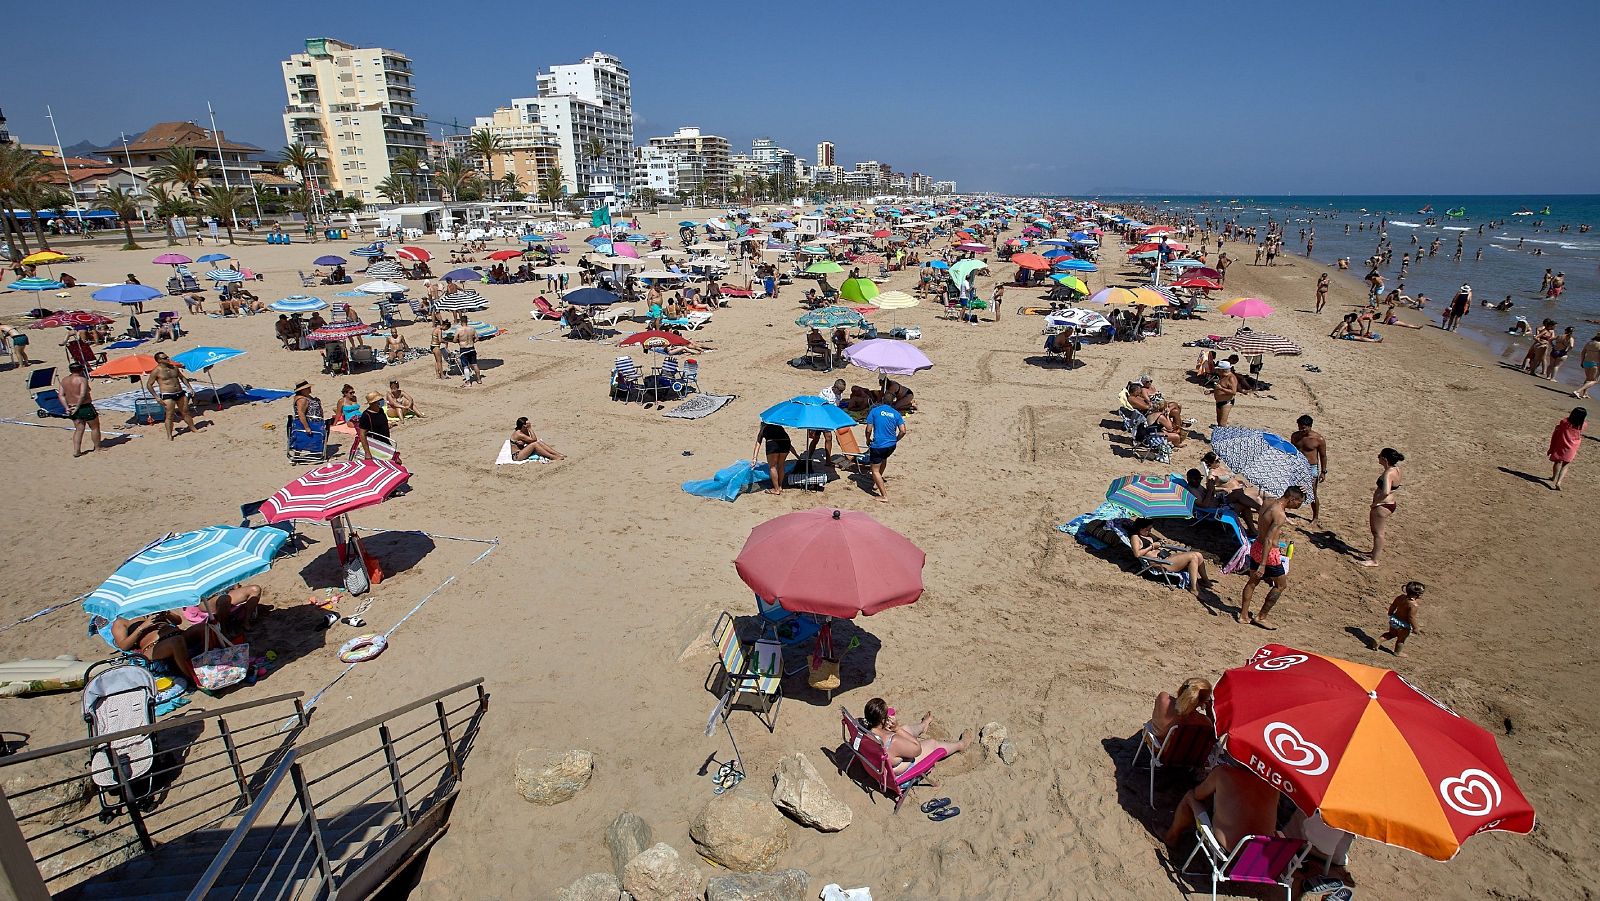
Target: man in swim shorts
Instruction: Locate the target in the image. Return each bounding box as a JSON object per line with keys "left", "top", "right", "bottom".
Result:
{"left": 1239, "top": 487, "right": 1305, "bottom": 630}
{"left": 142, "top": 351, "right": 200, "bottom": 440}
{"left": 61, "top": 361, "right": 101, "bottom": 457}
{"left": 1290, "top": 416, "right": 1327, "bottom": 523}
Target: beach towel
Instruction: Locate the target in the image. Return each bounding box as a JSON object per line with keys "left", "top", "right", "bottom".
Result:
{"left": 241, "top": 387, "right": 294, "bottom": 403}
{"left": 496, "top": 439, "right": 547, "bottom": 465}
{"left": 662, "top": 393, "right": 734, "bottom": 420}
{"left": 682, "top": 460, "right": 794, "bottom": 502}
{"left": 94, "top": 389, "right": 160, "bottom": 414}
{"left": 105, "top": 339, "right": 147, "bottom": 350}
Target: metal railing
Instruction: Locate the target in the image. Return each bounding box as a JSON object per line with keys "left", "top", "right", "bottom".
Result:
{"left": 186, "top": 679, "right": 488, "bottom": 901}
{"left": 0, "top": 690, "right": 309, "bottom": 893}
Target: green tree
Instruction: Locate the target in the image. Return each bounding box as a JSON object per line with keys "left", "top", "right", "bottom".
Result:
{"left": 281, "top": 142, "right": 320, "bottom": 187}
{"left": 434, "top": 157, "right": 476, "bottom": 202}
{"left": 147, "top": 185, "right": 190, "bottom": 246}
{"left": 467, "top": 130, "right": 505, "bottom": 197}
{"left": 340, "top": 196, "right": 365, "bottom": 213}
{"left": 499, "top": 171, "right": 521, "bottom": 199}
{"left": 637, "top": 187, "right": 659, "bottom": 212}
{"left": 0, "top": 145, "right": 44, "bottom": 257}
{"left": 390, "top": 150, "right": 425, "bottom": 200}
{"left": 198, "top": 186, "right": 247, "bottom": 244}
{"left": 150, "top": 147, "right": 204, "bottom": 200}
{"left": 583, "top": 137, "right": 607, "bottom": 189}
{"left": 97, "top": 186, "right": 143, "bottom": 250}
{"left": 286, "top": 189, "right": 319, "bottom": 241}
{"left": 729, "top": 174, "right": 746, "bottom": 207}
{"left": 375, "top": 176, "right": 412, "bottom": 204}
{"left": 537, "top": 166, "right": 565, "bottom": 211}
{"left": 12, "top": 179, "right": 64, "bottom": 251}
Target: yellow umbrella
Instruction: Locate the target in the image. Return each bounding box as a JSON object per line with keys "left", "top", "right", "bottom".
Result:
{"left": 1052, "top": 274, "right": 1089, "bottom": 294}
{"left": 20, "top": 251, "right": 68, "bottom": 266}
{"left": 870, "top": 291, "right": 918, "bottom": 310}
{"left": 1126, "top": 287, "right": 1171, "bottom": 307}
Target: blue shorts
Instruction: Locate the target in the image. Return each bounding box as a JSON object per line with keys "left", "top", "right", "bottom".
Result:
{"left": 1250, "top": 556, "right": 1288, "bottom": 580}
{"left": 868, "top": 444, "right": 896, "bottom": 465}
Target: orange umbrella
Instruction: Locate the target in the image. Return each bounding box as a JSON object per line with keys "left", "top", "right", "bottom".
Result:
{"left": 1216, "top": 644, "right": 1535, "bottom": 860}
{"left": 1010, "top": 253, "right": 1051, "bottom": 271}
{"left": 91, "top": 354, "right": 176, "bottom": 378}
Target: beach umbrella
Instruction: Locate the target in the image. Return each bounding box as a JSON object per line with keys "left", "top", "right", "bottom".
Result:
{"left": 394, "top": 246, "right": 432, "bottom": 262}
{"left": 356, "top": 280, "right": 407, "bottom": 295}
{"left": 90, "top": 353, "right": 167, "bottom": 377}
{"left": 949, "top": 259, "right": 988, "bottom": 285}
{"left": 796, "top": 306, "right": 868, "bottom": 329}
{"left": 1213, "top": 332, "right": 1303, "bottom": 356}
{"left": 533, "top": 265, "right": 582, "bottom": 276}
{"left": 923, "top": 260, "right": 949, "bottom": 270}
{"left": 1180, "top": 266, "right": 1222, "bottom": 281}
{"left": 307, "top": 322, "right": 373, "bottom": 343}
{"left": 687, "top": 242, "right": 722, "bottom": 252}
{"left": 869, "top": 291, "right": 918, "bottom": 311}
{"left": 838, "top": 278, "right": 880, "bottom": 304}
{"left": 635, "top": 269, "right": 681, "bottom": 281}
{"left": 613, "top": 242, "right": 641, "bottom": 259}
{"left": 518, "top": 234, "right": 545, "bottom": 245}
{"left": 954, "top": 242, "right": 990, "bottom": 253}
{"left": 618, "top": 330, "right": 689, "bottom": 347}
{"left": 1165, "top": 259, "right": 1205, "bottom": 271}
{"left": 433, "top": 289, "right": 489, "bottom": 312}
{"left": 871, "top": 229, "right": 892, "bottom": 238}
{"left": 20, "top": 250, "right": 69, "bottom": 266}
{"left": 584, "top": 235, "right": 611, "bottom": 246}
{"left": 363, "top": 261, "right": 406, "bottom": 280}
{"left": 1126, "top": 287, "right": 1172, "bottom": 307}
{"left": 443, "top": 267, "right": 481, "bottom": 282}
{"left": 1046, "top": 307, "right": 1111, "bottom": 332}
{"left": 677, "top": 220, "right": 699, "bottom": 228}
{"left": 734, "top": 508, "right": 925, "bottom": 619}
{"left": 843, "top": 339, "right": 932, "bottom": 376}
{"left": 486, "top": 249, "right": 524, "bottom": 263}
{"left": 806, "top": 260, "right": 844, "bottom": 275}
{"left": 205, "top": 269, "right": 243, "bottom": 283}
{"left": 196, "top": 253, "right": 231, "bottom": 263}
{"left": 561, "top": 287, "right": 620, "bottom": 306}
{"left": 90, "top": 284, "right": 163, "bottom": 305}
{"left": 83, "top": 526, "right": 287, "bottom": 623}
{"left": 760, "top": 395, "right": 854, "bottom": 431}
{"left": 170, "top": 346, "right": 246, "bottom": 409}
{"left": 34, "top": 310, "right": 115, "bottom": 329}
{"left": 854, "top": 253, "right": 887, "bottom": 265}
{"left": 313, "top": 255, "right": 346, "bottom": 266}
{"left": 7, "top": 277, "right": 65, "bottom": 292}
{"left": 1041, "top": 248, "right": 1072, "bottom": 260}
{"left": 1085, "top": 287, "right": 1141, "bottom": 306}
{"left": 259, "top": 460, "right": 411, "bottom": 524}
{"left": 1105, "top": 473, "right": 1196, "bottom": 519}
{"left": 269, "top": 295, "right": 328, "bottom": 313}
{"left": 1010, "top": 253, "right": 1051, "bottom": 271}
{"left": 350, "top": 246, "right": 385, "bottom": 258}
{"left": 1050, "top": 274, "right": 1089, "bottom": 294}
{"left": 1209, "top": 426, "right": 1316, "bottom": 498}
{"left": 1214, "top": 644, "right": 1535, "bottom": 861}
{"left": 151, "top": 253, "right": 192, "bottom": 265}
{"left": 1220, "top": 297, "right": 1275, "bottom": 319}
{"left": 1171, "top": 275, "right": 1223, "bottom": 291}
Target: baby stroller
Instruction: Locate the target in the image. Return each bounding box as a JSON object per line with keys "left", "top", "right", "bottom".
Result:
{"left": 82, "top": 659, "right": 159, "bottom": 819}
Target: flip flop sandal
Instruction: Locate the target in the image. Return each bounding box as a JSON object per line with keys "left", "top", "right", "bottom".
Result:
{"left": 919, "top": 797, "right": 952, "bottom": 814}
{"left": 928, "top": 806, "right": 961, "bottom": 821}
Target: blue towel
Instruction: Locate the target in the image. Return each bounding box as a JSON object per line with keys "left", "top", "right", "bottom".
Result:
{"left": 105, "top": 339, "right": 147, "bottom": 350}
{"left": 681, "top": 460, "right": 795, "bottom": 502}
{"left": 241, "top": 387, "right": 294, "bottom": 403}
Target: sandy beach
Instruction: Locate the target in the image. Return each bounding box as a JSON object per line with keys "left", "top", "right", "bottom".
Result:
{"left": 1, "top": 208, "right": 1594, "bottom": 899}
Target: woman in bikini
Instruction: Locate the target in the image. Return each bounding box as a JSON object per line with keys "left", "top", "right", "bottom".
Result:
{"left": 1128, "top": 519, "right": 1212, "bottom": 595}
{"left": 1359, "top": 448, "right": 1404, "bottom": 567}
{"left": 111, "top": 611, "right": 202, "bottom": 683}
{"left": 753, "top": 420, "right": 795, "bottom": 495}
{"left": 1202, "top": 452, "right": 1262, "bottom": 532}
{"left": 1152, "top": 677, "right": 1213, "bottom": 736}
{"left": 1522, "top": 319, "right": 1556, "bottom": 375}
{"left": 861, "top": 697, "right": 971, "bottom": 776}
{"left": 509, "top": 417, "right": 567, "bottom": 461}
{"left": 430, "top": 317, "right": 448, "bottom": 380}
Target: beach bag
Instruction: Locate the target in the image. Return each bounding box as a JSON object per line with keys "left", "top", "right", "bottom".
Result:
{"left": 344, "top": 537, "right": 371, "bottom": 595}
{"left": 193, "top": 626, "right": 249, "bottom": 693}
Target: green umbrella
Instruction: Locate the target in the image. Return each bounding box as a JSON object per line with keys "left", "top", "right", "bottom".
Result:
{"left": 949, "top": 259, "right": 988, "bottom": 284}
{"left": 796, "top": 306, "right": 868, "bottom": 329}
{"left": 1051, "top": 274, "right": 1089, "bottom": 294}
{"left": 838, "top": 278, "right": 880, "bottom": 303}
{"left": 806, "top": 260, "right": 845, "bottom": 275}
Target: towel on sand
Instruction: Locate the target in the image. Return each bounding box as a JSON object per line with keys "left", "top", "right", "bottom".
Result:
{"left": 496, "top": 439, "right": 546, "bottom": 465}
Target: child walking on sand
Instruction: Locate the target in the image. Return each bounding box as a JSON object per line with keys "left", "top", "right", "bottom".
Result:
{"left": 1378, "top": 581, "right": 1425, "bottom": 656}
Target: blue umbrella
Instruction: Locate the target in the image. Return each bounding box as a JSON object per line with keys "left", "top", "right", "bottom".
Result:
{"left": 170, "top": 346, "right": 245, "bottom": 370}
{"left": 313, "top": 255, "right": 346, "bottom": 266}
{"left": 269, "top": 295, "right": 328, "bottom": 313}
{"left": 625, "top": 234, "right": 650, "bottom": 242}
{"left": 196, "top": 253, "right": 231, "bottom": 263}
{"left": 796, "top": 306, "right": 868, "bottom": 329}
{"left": 562, "top": 287, "right": 620, "bottom": 306}
{"left": 1041, "top": 248, "right": 1072, "bottom": 259}
{"left": 1053, "top": 259, "right": 1098, "bottom": 272}
{"left": 1068, "top": 231, "right": 1091, "bottom": 240}
{"left": 677, "top": 220, "right": 699, "bottom": 228}
{"left": 443, "top": 267, "right": 481, "bottom": 282}
{"left": 584, "top": 235, "right": 611, "bottom": 246}
{"left": 205, "top": 269, "right": 244, "bottom": 283}
{"left": 83, "top": 526, "right": 286, "bottom": 622}
{"left": 520, "top": 234, "right": 545, "bottom": 244}
{"left": 760, "top": 395, "right": 854, "bottom": 431}
{"left": 91, "top": 284, "right": 162, "bottom": 305}
{"left": 768, "top": 222, "right": 796, "bottom": 231}
{"left": 350, "top": 246, "right": 385, "bottom": 257}
{"left": 7, "top": 277, "right": 64, "bottom": 291}
{"left": 924, "top": 260, "right": 949, "bottom": 270}
{"left": 333, "top": 290, "right": 367, "bottom": 298}
{"left": 590, "top": 240, "right": 614, "bottom": 255}
{"left": 1105, "top": 474, "right": 1195, "bottom": 519}
{"left": 1040, "top": 238, "right": 1075, "bottom": 247}
{"left": 1210, "top": 426, "right": 1317, "bottom": 500}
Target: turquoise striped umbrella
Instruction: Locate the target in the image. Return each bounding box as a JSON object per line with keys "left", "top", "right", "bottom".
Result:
{"left": 7, "top": 277, "right": 65, "bottom": 291}
{"left": 83, "top": 526, "right": 286, "bottom": 621}
{"left": 1105, "top": 474, "right": 1195, "bottom": 519}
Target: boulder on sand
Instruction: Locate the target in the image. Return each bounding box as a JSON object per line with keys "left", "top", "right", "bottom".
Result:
{"left": 690, "top": 786, "right": 790, "bottom": 871}
{"left": 622, "top": 843, "right": 705, "bottom": 901}
{"left": 513, "top": 748, "right": 594, "bottom": 806}
{"left": 771, "top": 752, "right": 852, "bottom": 832}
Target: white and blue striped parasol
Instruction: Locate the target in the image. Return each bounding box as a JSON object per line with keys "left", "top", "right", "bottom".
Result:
{"left": 83, "top": 526, "right": 286, "bottom": 621}
{"left": 363, "top": 260, "right": 406, "bottom": 280}
{"left": 269, "top": 295, "right": 328, "bottom": 313}
{"left": 1209, "top": 426, "right": 1316, "bottom": 500}
{"left": 350, "top": 245, "right": 386, "bottom": 258}
{"left": 205, "top": 269, "right": 244, "bottom": 283}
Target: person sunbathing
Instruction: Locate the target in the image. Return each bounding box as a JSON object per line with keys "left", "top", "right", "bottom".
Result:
{"left": 1147, "top": 401, "right": 1188, "bottom": 447}
{"left": 806, "top": 328, "right": 830, "bottom": 365}
{"left": 1203, "top": 452, "right": 1262, "bottom": 531}
{"left": 384, "top": 330, "right": 411, "bottom": 364}
{"left": 112, "top": 611, "right": 202, "bottom": 684}
{"left": 1128, "top": 519, "right": 1212, "bottom": 595}
{"left": 563, "top": 308, "right": 597, "bottom": 340}
{"left": 1163, "top": 758, "right": 1281, "bottom": 852}
{"left": 510, "top": 417, "right": 566, "bottom": 461}
{"left": 386, "top": 380, "right": 422, "bottom": 419}
{"left": 1152, "top": 677, "right": 1213, "bottom": 737}
{"left": 861, "top": 697, "right": 971, "bottom": 775}
{"left": 199, "top": 584, "right": 264, "bottom": 635}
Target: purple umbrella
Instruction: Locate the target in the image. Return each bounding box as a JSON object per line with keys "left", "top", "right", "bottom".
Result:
{"left": 444, "top": 267, "right": 481, "bottom": 281}
{"left": 313, "top": 255, "right": 346, "bottom": 266}
{"left": 152, "top": 253, "right": 192, "bottom": 265}
{"left": 842, "top": 339, "right": 933, "bottom": 377}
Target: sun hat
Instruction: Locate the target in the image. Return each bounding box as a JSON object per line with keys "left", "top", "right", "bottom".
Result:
{"left": 294, "top": 380, "right": 312, "bottom": 392}
{"left": 1215, "top": 360, "right": 1233, "bottom": 370}
{"left": 365, "top": 391, "right": 383, "bottom": 405}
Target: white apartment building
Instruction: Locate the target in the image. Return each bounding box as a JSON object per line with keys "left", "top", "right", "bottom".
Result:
{"left": 280, "top": 37, "right": 429, "bottom": 204}
{"left": 933, "top": 180, "right": 957, "bottom": 194}
{"left": 813, "top": 165, "right": 842, "bottom": 186}
{"left": 816, "top": 141, "right": 834, "bottom": 168}
{"left": 530, "top": 52, "right": 634, "bottom": 203}
{"left": 646, "top": 127, "right": 730, "bottom": 192}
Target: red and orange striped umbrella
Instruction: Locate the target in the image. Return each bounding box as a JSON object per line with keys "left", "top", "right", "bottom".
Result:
{"left": 1216, "top": 645, "right": 1534, "bottom": 860}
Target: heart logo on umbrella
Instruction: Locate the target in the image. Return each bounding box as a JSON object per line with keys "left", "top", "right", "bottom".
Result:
{"left": 1263, "top": 722, "right": 1329, "bottom": 776}
{"left": 1439, "top": 769, "right": 1502, "bottom": 817}
{"left": 1252, "top": 654, "right": 1309, "bottom": 671}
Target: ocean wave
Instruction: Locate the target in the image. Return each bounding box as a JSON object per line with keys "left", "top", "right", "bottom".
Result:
{"left": 1389, "top": 221, "right": 1422, "bottom": 228}
{"left": 1442, "top": 226, "right": 1471, "bottom": 232}
{"left": 1494, "top": 234, "right": 1600, "bottom": 249}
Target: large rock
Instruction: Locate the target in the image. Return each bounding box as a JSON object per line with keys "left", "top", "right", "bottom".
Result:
{"left": 771, "top": 752, "right": 852, "bottom": 832}
{"left": 706, "top": 869, "right": 810, "bottom": 901}
{"left": 622, "top": 843, "right": 704, "bottom": 901}
{"left": 689, "top": 787, "right": 789, "bottom": 872}
{"left": 979, "top": 722, "right": 1008, "bottom": 757}
{"left": 556, "top": 872, "right": 625, "bottom": 901}
{"left": 606, "top": 810, "right": 654, "bottom": 876}
{"left": 998, "top": 738, "right": 1018, "bottom": 765}
{"left": 514, "top": 748, "right": 594, "bottom": 806}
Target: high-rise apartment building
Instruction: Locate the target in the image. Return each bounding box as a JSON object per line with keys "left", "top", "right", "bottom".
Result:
{"left": 816, "top": 141, "right": 834, "bottom": 168}
{"left": 280, "top": 37, "right": 429, "bottom": 204}
{"left": 646, "top": 127, "right": 730, "bottom": 193}
{"left": 470, "top": 107, "right": 561, "bottom": 196}
{"left": 530, "top": 52, "right": 634, "bottom": 202}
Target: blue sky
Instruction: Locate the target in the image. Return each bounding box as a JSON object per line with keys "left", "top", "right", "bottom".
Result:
{"left": 6, "top": 0, "right": 1597, "bottom": 195}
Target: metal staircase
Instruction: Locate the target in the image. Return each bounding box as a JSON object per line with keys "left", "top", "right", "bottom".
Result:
{"left": 0, "top": 679, "right": 488, "bottom": 901}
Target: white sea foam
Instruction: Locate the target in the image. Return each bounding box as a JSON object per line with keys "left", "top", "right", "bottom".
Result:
{"left": 1389, "top": 220, "right": 1422, "bottom": 228}
{"left": 1443, "top": 226, "right": 1471, "bottom": 232}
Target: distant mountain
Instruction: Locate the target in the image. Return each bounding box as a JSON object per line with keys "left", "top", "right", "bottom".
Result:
{"left": 63, "top": 139, "right": 109, "bottom": 160}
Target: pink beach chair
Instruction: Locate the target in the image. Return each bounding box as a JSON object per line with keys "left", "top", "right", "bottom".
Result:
{"left": 1180, "top": 810, "right": 1308, "bottom": 901}
{"left": 838, "top": 706, "right": 947, "bottom": 813}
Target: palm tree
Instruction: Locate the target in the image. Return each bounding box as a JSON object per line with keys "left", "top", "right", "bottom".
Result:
{"left": 375, "top": 176, "right": 411, "bottom": 205}
{"left": 341, "top": 196, "right": 365, "bottom": 213}
{"left": 147, "top": 185, "right": 189, "bottom": 246}
{"left": 434, "top": 157, "right": 476, "bottom": 202}
{"left": 0, "top": 145, "right": 45, "bottom": 257}
{"left": 467, "top": 130, "right": 505, "bottom": 193}
{"left": 198, "top": 186, "right": 247, "bottom": 244}
{"left": 281, "top": 142, "right": 320, "bottom": 187}
{"left": 97, "top": 186, "right": 143, "bottom": 250}
{"left": 499, "top": 171, "right": 521, "bottom": 199}
{"left": 12, "top": 180, "right": 62, "bottom": 251}
{"left": 637, "top": 187, "right": 659, "bottom": 213}
{"left": 390, "top": 150, "right": 425, "bottom": 201}
{"left": 583, "top": 137, "right": 607, "bottom": 190}
{"left": 286, "top": 189, "right": 318, "bottom": 242}
{"left": 729, "top": 174, "right": 746, "bottom": 208}
{"left": 150, "top": 147, "right": 204, "bottom": 200}
{"left": 537, "top": 166, "right": 565, "bottom": 212}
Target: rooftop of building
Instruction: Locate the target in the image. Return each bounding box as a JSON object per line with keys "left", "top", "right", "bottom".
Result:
{"left": 100, "top": 121, "right": 262, "bottom": 156}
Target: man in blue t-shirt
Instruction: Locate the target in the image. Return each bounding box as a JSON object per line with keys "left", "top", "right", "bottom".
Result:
{"left": 863, "top": 401, "right": 907, "bottom": 502}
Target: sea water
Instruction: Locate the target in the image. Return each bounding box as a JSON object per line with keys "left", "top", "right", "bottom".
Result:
{"left": 1105, "top": 195, "right": 1600, "bottom": 383}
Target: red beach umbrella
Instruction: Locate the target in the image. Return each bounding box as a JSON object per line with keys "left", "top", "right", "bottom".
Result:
{"left": 734, "top": 508, "right": 925, "bottom": 618}
{"left": 618, "top": 330, "right": 689, "bottom": 347}
{"left": 259, "top": 460, "right": 411, "bottom": 523}
{"left": 1171, "top": 275, "right": 1223, "bottom": 291}
{"left": 307, "top": 322, "right": 374, "bottom": 342}
{"left": 488, "top": 249, "right": 524, "bottom": 261}
{"left": 871, "top": 229, "right": 892, "bottom": 238}
{"left": 1126, "top": 242, "right": 1162, "bottom": 254}
{"left": 1009, "top": 253, "right": 1051, "bottom": 271}
{"left": 33, "top": 310, "right": 114, "bottom": 329}
{"left": 394, "top": 246, "right": 432, "bottom": 262}
{"left": 1215, "top": 644, "right": 1535, "bottom": 861}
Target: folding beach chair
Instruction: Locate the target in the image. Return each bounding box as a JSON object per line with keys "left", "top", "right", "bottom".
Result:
{"left": 286, "top": 414, "right": 330, "bottom": 465}
{"left": 706, "top": 612, "right": 782, "bottom": 732}
{"left": 240, "top": 499, "right": 302, "bottom": 556}
{"left": 755, "top": 595, "right": 821, "bottom": 674}
{"left": 1130, "top": 720, "right": 1217, "bottom": 806}
{"left": 298, "top": 270, "right": 317, "bottom": 288}
{"left": 838, "top": 706, "right": 946, "bottom": 813}
{"left": 1107, "top": 521, "right": 1190, "bottom": 590}
{"left": 1180, "top": 811, "right": 1308, "bottom": 901}
{"left": 831, "top": 426, "right": 870, "bottom": 474}
{"left": 679, "top": 359, "right": 700, "bottom": 393}
{"left": 610, "top": 356, "right": 643, "bottom": 403}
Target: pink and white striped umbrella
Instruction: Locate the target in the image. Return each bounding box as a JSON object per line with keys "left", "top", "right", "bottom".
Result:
{"left": 259, "top": 460, "right": 410, "bottom": 523}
